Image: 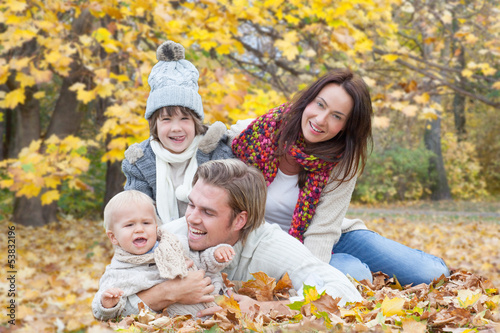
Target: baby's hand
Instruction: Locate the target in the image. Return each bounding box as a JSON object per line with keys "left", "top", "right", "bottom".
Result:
{"left": 101, "top": 288, "right": 124, "bottom": 308}
{"left": 214, "top": 246, "right": 235, "bottom": 263}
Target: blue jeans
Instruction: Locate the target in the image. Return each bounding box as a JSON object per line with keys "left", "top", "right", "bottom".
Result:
{"left": 329, "top": 230, "right": 450, "bottom": 286}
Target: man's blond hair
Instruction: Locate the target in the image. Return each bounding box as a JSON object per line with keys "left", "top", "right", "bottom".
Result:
{"left": 192, "top": 159, "right": 267, "bottom": 244}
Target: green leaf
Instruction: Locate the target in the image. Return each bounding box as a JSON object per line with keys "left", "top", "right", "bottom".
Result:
{"left": 21, "top": 163, "right": 35, "bottom": 173}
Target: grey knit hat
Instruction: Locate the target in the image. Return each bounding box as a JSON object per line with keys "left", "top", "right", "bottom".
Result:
{"left": 145, "top": 40, "right": 204, "bottom": 120}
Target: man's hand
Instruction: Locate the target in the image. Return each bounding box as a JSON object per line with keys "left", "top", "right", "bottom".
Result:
{"left": 214, "top": 246, "right": 235, "bottom": 263}
{"left": 137, "top": 269, "right": 215, "bottom": 312}
{"left": 101, "top": 288, "right": 124, "bottom": 308}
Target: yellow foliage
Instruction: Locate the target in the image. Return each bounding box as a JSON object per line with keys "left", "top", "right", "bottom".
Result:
{"left": 0, "top": 87, "right": 25, "bottom": 109}
{"left": 381, "top": 296, "right": 406, "bottom": 316}
{"left": 457, "top": 290, "right": 482, "bottom": 308}
{"left": 41, "top": 190, "right": 60, "bottom": 205}
{"left": 413, "top": 93, "right": 430, "bottom": 104}
{"left": 15, "top": 71, "right": 35, "bottom": 88}
{"left": 381, "top": 54, "right": 399, "bottom": 62}
{"left": 442, "top": 133, "right": 489, "bottom": 200}
{"left": 462, "top": 69, "right": 474, "bottom": 78}
{"left": 0, "top": 135, "right": 93, "bottom": 204}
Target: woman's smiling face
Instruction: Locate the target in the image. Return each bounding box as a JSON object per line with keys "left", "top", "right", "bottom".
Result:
{"left": 301, "top": 83, "right": 353, "bottom": 144}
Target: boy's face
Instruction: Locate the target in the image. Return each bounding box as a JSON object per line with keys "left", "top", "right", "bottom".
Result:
{"left": 156, "top": 108, "right": 196, "bottom": 154}
{"left": 106, "top": 201, "right": 158, "bottom": 255}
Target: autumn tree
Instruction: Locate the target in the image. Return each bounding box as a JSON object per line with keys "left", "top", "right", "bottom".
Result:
{"left": 369, "top": 0, "right": 499, "bottom": 199}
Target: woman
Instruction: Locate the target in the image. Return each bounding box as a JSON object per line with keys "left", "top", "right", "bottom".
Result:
{"left": 231, "top": 68, "right": 449, "bottom": 286}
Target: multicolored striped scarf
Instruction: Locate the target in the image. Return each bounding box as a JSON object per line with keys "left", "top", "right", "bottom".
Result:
{"left": 232, "top": 104, "right": 336, "bottom": 242}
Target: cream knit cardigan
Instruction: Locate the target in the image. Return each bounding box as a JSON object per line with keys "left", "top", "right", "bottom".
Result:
{"left": 228, "top": 119, "right": 367, "bottom": 263}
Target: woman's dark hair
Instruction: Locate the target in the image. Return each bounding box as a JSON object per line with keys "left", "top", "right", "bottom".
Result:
{"left": 278, "top": 68, "right": 373, "bottom": 186}
{"left": 148, "top": 106, "right": 207, "bottom": 142}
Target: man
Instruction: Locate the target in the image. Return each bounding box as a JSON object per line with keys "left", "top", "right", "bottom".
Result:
{"left": 134, "top": 159, "right": 362, "bottom": 316}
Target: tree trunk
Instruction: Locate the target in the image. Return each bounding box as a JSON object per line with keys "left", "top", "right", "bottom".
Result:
{"left": 96, "top": 22, "right": 127, "bottom": 212}
{"left": 41, "top": 66, "right": 89, "bottom": 223}
{"left": 424, "top": 109, "right": 452, "bottom": 200}
{"left": 11, "top": 10, "right": 94, "bottom": 226}
{"left": 104, "top": 161, "right": 126, "bottom": 206}
{"left": 418, "top": 3, "right": 451, "bottom": 201}
{"left": 95, "top": 96, "right": 126, "bottom": 212}
{"left": 451, "top": 15, "right": 467, "bottom": 141}
{"left": 0, "top": 90, "right": 5, "bottom": 160}
{"left": 11, "top": 84, "right": 44, "bottom": 226}
{"left": 452, "top": 92, "right": 466, "bottom": 141}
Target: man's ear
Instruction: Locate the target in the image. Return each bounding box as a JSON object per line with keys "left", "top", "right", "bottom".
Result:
{"left": 106, "top": 230, "right": 119, "bottom": 246}
{"left": 232, "top": 211, "right": 248, "bottom": 232}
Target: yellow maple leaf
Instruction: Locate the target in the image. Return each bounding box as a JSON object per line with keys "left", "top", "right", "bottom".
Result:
{"left": 380, "top": 296, "right": 405, "bottom": 316}
{"left": 1, "top": 88, "right": 26, "bottom": 109}
{"left": 413, "top": 93, "right": 430, "bottom": 104}
{"left": 465, "top": 34, "right": 478, "bottom": 44}
{"left": 381, "top": 54, "right": 399, "bottom": 62}
{"left": 402, "top": 105, "right": 419, "bottom": 117}
{"left": 0, "top": 179, "right": 14, "bottom": 189}
{"left": 215, "top": 295, "right": 241, "bottom": 314}
{"left": 9, "top": 56, "right": 31, "bottom": 70}
{"left": 303, "top": 284, "right": 321, "bottom": 304}
{"left": 41, "top": 190, "right": 60, "bottom": 205}
{"left": 478, "top": 63, "right": 496, "bottom": 76}
{"left": 93, "top": 27, "right": 113, "bottom": 43}
{"left": 94, "top": 83, "right": 114, "bottom": 98}
{"left": 420, "top": 107, "right": 438, "bottom": 120}
{"left": 333, "top": 28, "right": 355, "bottom": 49}
{"left": 45, "top": 50, "right": 63, "bottom": 65}
{"left": 7, "top": 0, "right": 28, "bottom": 12}
{"left": 15, "top": 28, "right": 37, "bottom": 40}
{"left": 110, "top": 72, "right": 130, "bottom": 82}
{"left": 17, "top": 183, "right": 42, "bottom": 198}
{"left": 77, "top": 89, "right": 96, "bottom": 104}
{"left": 15, "top": 71, "right": 36, "bottom": 88}
{"left": 30, "top": 64, "right": 53, "bottom": 84}
{"left": 402, "top": 318, "right": 426, "bottom": 333}
{"left": 461, "top": 69, "right": 474, "bottom": 78}
{"left": 0, "top": 64, "right": 9, "bottom": 85}
{"left": 457, "top": 289, "right": 481, "bottom": 308}
{"left": 492, "top": 81, "right": 500, "bottom": 90}
{"left": 44, "top": 176, "right": 61, "bottom": 188}
{"left": 275, "top": 39, "right": 299, "bottom": 61}
{"left": 33, "top": 91, "right": 45, "bottom": 99}
{"left": 441, "top": 11, "right": 452, "bottom": 24}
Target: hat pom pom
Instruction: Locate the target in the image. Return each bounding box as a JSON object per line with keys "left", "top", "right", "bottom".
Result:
{"left": 157, "top": 41, "right": 185, "bottom": 62}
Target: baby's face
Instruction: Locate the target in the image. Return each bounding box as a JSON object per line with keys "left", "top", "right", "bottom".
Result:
{"left": 107, "top": 201, "right": 158, "bottom": 255}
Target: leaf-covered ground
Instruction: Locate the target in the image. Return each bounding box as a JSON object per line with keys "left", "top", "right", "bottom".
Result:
{"left": 1, "top": 205, "right": 498, "bottom": 332}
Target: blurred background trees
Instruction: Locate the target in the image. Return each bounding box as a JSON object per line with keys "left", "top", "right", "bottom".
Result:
{"left": 1, "top": 0, "right": 498, "bottom": 226}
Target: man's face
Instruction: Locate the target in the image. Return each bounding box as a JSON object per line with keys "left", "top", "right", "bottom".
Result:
{"left": 185, "top": 179, "right": 246, "bottom": 251}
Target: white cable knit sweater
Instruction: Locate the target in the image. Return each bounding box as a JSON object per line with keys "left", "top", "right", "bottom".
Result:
{"left": 92, "top": 233, "right": 232, "bottom": 321}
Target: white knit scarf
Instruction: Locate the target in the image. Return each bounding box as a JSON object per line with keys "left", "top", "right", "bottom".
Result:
{"left": 113, "top": 229, "right": 188, "bottom": 279}
{"left": 150, "top": 135, "right": 201, "bottom": 224}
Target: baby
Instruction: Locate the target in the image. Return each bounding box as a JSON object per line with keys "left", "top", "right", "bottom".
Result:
{"left": 92, "top": 190, "right": 234, "bottom": 320}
